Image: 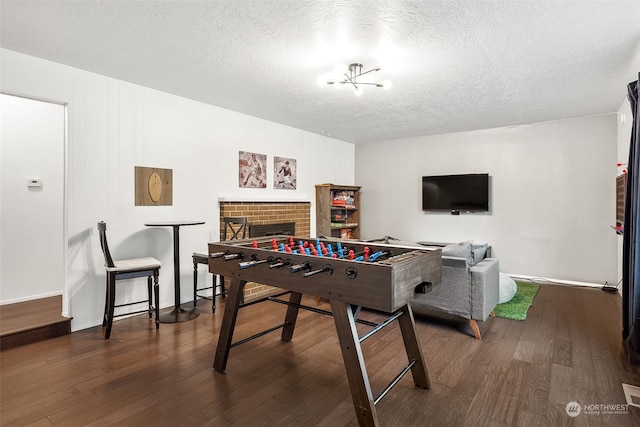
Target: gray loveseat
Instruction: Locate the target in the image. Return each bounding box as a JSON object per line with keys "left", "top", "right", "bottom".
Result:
{"left": 371, "top": 238, "right": 500, "bottom": 339}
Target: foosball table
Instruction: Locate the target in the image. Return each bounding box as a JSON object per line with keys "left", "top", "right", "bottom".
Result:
{"left": 208, "top": 236, "right": 441, "bottom": 426}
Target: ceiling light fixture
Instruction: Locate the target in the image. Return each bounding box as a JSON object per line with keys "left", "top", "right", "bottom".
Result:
{"left": 323, "top": 63, "right": 391, "bottom": 95}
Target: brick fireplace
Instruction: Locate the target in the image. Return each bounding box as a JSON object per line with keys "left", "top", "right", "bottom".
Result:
{"left": 218, "top": 200, "right": 311, "bottom": 299}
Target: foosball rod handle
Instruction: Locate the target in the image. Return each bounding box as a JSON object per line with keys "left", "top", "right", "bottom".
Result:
{"left": 303, "top": 264, "right": 333, "bottom": 278}
{"left": 290, "top": 262, "right": 311, "bottom": 273}
{"left": 238, "top": 256, "right": 274, "bottom": 269}
{"left": 269, "top": 258, "right": 292, "bottom": 269}
{"left": 209, "top": 251, "right": 227, "bottom": 259}
{"left": 223, "top": 252, "right": 243, "bottom": 261}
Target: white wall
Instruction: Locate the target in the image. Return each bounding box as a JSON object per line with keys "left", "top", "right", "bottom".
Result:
{"left": 356, "top": 115, "right": 618, "bottom": 285}
{"left": 0, "top": 94, "right": 65, "bottom": 303}
{"left": 0, "top": 48, "right": 355, "bottom": 331}
{"left": 618, "top": 97, "right": 633, "bottom": 173}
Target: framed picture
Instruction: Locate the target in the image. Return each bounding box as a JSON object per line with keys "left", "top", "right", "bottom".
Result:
{"left": 239, "top": 151, "right": 267, "bottom": 188}
{"left": 274, "top": 156, "right": 297, "bottom": 189}
{"left": 134, "top": 166, "right": 173, "bottom": 206}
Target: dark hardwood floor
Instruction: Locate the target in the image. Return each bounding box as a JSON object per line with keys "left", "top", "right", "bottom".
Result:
{"left": 1, "top": 283, "right": 639, "bottom": 426}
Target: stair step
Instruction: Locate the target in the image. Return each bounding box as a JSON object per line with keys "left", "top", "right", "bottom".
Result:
{"left": 0, "top": 296, "right": 71, "bottom": 350}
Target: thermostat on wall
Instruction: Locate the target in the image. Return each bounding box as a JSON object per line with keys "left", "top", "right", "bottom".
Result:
{"left": 27, "top": 178, "right": 42, "bottom": 188}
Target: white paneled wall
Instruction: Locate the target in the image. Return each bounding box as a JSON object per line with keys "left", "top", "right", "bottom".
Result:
{"left": 1, "top": 48, "right": 355, "bottom": 331}
{"left": 356, "top": 115, "right": 618, "bottom": 285}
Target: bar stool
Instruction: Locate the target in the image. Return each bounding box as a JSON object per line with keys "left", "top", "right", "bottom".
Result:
{"left": 97, "top": 221, "right": 161, "bottom": 339}
{"left": 193, "top": 252, "right": 228, "bottom": 313}
{"left": 192, "top": 217, "right": 248, "bottom": 312}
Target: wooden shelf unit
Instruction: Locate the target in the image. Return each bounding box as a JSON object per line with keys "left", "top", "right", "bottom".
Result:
{"left": 616, "top": 173, "right": 626, "bottom": 226}
{"left": 315, "top": 184, "right": 361, "bottom": 239}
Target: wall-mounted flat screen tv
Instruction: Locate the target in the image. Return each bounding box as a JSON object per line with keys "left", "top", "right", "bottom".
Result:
{"left": 422, "top": 173, "right": 489, "bottom": 212}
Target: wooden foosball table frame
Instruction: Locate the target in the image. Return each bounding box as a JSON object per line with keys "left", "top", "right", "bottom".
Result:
{"left": 209, "top": 236, "right": 441, "bottom": 426}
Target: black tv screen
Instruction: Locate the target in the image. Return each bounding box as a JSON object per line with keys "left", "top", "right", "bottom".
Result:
{"left": 422, "top": 173, "right": 489, "bottom": 212}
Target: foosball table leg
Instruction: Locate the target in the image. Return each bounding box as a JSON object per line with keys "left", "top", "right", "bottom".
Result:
{"left": 213, "top": 278, "right": 247, "bottom": 373}
{"left": 397, "top": 304, "right": 431, "bottom": 389}
{"left": 281, "top": 291, "right": 302, "bottom": 341}
{"left": 330, "top": 299, "right": 380, "bottom": 427}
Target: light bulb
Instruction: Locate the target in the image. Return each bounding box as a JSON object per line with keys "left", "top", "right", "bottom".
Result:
{"left": 317, "top": 76, "right": 328, "bottom": 87}
{"left": 382, "top": 80, "right": 392, "bottom": 90}
{"left": 354, "top": 86, "right": 363, "bottom": 96}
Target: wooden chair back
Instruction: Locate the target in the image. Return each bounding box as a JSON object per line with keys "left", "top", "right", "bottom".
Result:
{"left": 223, "top": 217, "right": 248, "bottom": 240}
{"left": 97, "top": 221, "right": 115, "bottom": 268}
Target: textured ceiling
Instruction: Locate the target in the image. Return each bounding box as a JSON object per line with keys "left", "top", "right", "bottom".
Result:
{"left": 1, "top": 0, "right": 639, "bottom": 144}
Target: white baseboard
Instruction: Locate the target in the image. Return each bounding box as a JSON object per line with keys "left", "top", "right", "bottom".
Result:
{"left": 0, "top": 290, "right": 63, "bottom": 306}
{"left": 506, "top": 274, "right": 605, "bottom": 289}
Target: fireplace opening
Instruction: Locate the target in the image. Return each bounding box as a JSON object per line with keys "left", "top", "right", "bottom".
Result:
{"left": 249, "top": 222, "right": 296, "bottom": 237}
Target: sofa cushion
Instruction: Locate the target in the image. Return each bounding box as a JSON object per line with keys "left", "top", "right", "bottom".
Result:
{"left": 471, "top": 242, "right": 489, "bottom": 264}
{"left": 442, "top": 241, "right": 474, "bottom": 266}
{"left": 442, "top": 241, "right": 489, "bottom": 266}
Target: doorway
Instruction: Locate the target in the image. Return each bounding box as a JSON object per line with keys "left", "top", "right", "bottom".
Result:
{"left": 0, "top": 94, "right": 66, "bottom": 306}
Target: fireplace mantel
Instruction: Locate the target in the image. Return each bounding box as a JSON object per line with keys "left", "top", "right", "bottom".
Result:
{"left": 218, "top": 196, "right": 311, "bottom": 203}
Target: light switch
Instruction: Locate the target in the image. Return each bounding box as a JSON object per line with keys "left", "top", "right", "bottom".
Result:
{"left": 27, "top": 178, "right": 42, "bottom": 187}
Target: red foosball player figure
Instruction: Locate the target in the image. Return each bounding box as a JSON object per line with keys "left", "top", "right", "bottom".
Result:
{"left": 320, "top": 242, "right": 329, "bottom": 256}
{"left": 309, "top": 243, "right": 319, "bottom": 256}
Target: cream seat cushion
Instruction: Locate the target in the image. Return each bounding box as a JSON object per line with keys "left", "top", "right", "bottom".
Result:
{"left": 107, "top": 257, "right": 161, "bottom": 272}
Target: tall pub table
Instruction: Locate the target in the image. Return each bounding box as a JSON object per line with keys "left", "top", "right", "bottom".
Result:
{"left": 145, "top": 221, "right": 205, "bottom": 323}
